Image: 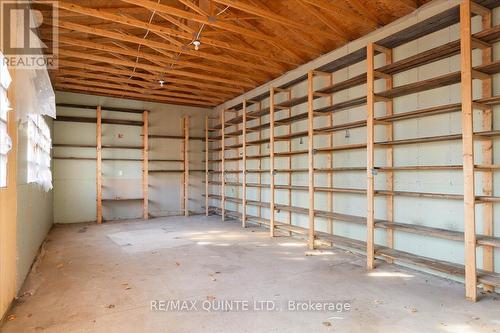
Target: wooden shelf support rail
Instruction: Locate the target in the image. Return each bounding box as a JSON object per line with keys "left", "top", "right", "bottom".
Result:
{"left": 183, "top": 116, "right": 189, "bottom": 217}
{"left": 96, "top": 106, "right": 102, "bottom": 224}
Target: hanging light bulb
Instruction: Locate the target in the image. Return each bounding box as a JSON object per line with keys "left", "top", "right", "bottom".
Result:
{"left": 299, "top": 137, "right": 303, "bottom": 145}
{"left": 193, "top": 39, "right": 201, "bottom": 51}
{"left": 158, "top": 73, "right": 166, "bottom": 87}
{"left": 345, "top": 129, "right": 350, "bottom": 139}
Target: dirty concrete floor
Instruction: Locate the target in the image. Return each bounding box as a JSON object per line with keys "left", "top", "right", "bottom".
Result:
{"left": 2, "top": 216, "right": 499, "bottom": 333}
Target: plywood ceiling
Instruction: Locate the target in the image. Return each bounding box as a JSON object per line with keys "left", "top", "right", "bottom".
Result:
{"left": 38, "top": 0, "right": 431, "bottom": 107}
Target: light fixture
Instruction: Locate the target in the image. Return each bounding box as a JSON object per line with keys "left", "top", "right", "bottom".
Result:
{"left": 193, "top": 39, "right": 201, "bottom": 51}
{"left": 158, "top": 73, "right": 166, "bottom": 87}
{"left": 345, "top": 130, "right": 350, "bottom": 139}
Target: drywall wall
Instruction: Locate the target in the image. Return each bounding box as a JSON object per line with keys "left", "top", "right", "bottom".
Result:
{"left": 209, "top": 0, "right": 500, "bottom": 284}
{"left": 0, "top": 93, "right": 17, "bottom": 320}
{"left": 15, "top": 118, "right": 54, "bottom": 290}
{"left": 53, "top": 92, "right": 208, "bottom": 224}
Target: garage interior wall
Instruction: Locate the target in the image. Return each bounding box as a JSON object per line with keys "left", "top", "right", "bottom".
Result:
{"left": 208, "top": 0, "right": 500, "bottom": 285}
{"left": 53, "top": 92, "right": 208, "bottom": 224}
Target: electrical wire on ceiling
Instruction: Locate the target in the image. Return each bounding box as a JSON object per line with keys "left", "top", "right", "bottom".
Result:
{"left": 128, "top": 0, "right": 161, "bottom": 80}
{"left": 161, "top": 5, "right": 231, "bottom": 86}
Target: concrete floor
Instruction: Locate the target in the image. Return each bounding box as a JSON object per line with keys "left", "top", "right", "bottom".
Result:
{"left": 2, "top": 216, "right": 499, "bottom": 333}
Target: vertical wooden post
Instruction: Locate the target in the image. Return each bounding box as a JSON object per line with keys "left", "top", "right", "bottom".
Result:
{"left": 366, "top": 43, "right": 376, "bottom": 269}
{"left": 385, "top": 49, "right": 394, "bottom": 254}
{"left": 183, "top": 116, "right": 189, "bottom": 217}
{"left": 287, "top": 90, "right": 292, "bottom": 233}
{"left": 143, "top": 110, "right": 149, "bottom": 220}
{"left": 221, "top": 109, "right": 226, "bottom": 221}
{"left": 327, "top": 73, "right": 334, "bottom": 239}
{"left": 269, "top": 88, "right": 276, "bottom": 237}
{"left": 205, "top": 114, "right": 209, "bottom": 216}
{"left": 96, "top": 106, "right": 102, "bottom": 224}
{"left": 307, "top": 71, "right": 315, "bottom": 250}
{"left": 242, "top": 101, "right": 247, "bottom": 227}
{"left": 481, "top": 7, "right": 494, "bottom": 293}
{"left": 460, "top": 0, "right": 477, "bottom": 302}
{"left": 258, "top": 101, "right": 263, "bottom": 221}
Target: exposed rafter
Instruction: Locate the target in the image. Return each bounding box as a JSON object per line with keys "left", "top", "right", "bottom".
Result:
{"left": 34, "top": 0, "right": 429, "bottom": 107}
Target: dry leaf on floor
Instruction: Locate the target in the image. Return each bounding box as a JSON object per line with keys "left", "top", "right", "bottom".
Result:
{"left": 322, "top": 321, "right": 332, "bottom": 327}
{"left": 106, "top": 304, "right": 115, "bottom": 309}
{"left": 411, "top": 308, "right": 418, "bottom": 313}
{"left": 7, "top": 315, "right": 16, "bottom": 321}
{"left": 56, "top": 263, "right": 64, "bottom": 269}
{"left": 175, "top": 262, "right": 180, "bottom": 266}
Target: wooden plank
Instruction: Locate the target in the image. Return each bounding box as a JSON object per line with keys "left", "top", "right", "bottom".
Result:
{"left": 460, "top": 0, "right": 477, "bottom": 302}
{"left": 55, "top": 116, "right": 143, "bottom": 126}
{"left": 184, "top": 116, "right": 189, "bottom": 217}
{"left": 56, "top": 103, "right": 145, "bottom": 114}
{"left": 270, "top": 88, "right": 276, "bottom": 237}
{"left": 366, "top": 43, "right": 376, "bottom": 269}
{"left": 287, "top": 89, "right": 292, "bottom": 235}
{"left": 143, "top": 111, "right": 149, "bottom": 220}
{"left": 258, "top": 101, "right": 263, "bottom": 221}
{"left": 205, "top": 115, "right": 209, "bottom": 216}
{"left": 327, "top": 73, "right": 334, "bottom": 240}
{"left": 480, "top": 7, "right": 494, "bottom": 293}
{"left": 221, "top": 109, "right": 226, "bottom": 222}
{"left": 96, "top": 106, "right": 102, "bottom": 224}
{"left": 384, "top": 47, "right": 395, "bottom": 254}
{"left": 307, "top": 71, "right": 315, "bottom": 249}
{"left": 242, "top": 101, "right": 247, "bottom": 228}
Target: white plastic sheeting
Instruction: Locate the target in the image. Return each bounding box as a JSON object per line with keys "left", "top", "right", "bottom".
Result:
{"left": 13, "top": 2, "right": 56, "bottom": 121}
{"left": 14, "top": 66, "right": 56, "bottom": 122}
{"left": 26, "top": 114, "right": 52, "bottom": 191}
{"left": 12, "top": 7, "right": 56, "bottom": 191}
{"left": 0, "top": 52, "right": 12, "bottom": 187}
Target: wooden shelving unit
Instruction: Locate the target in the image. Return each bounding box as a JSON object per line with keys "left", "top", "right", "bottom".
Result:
{"left": 95, "top": 107, "right": 148, "bottom": 224}
{"left": 205, "top": 0, "right": 500, "bottom": 301}
{"left": 53, "top": 104, "right": 148, "bottom": 223}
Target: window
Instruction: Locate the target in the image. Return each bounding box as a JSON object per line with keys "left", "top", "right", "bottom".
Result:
{"left": 27, "top": 114, "right": 52, "bottom": 191}
{"left": 0, "top": 52, "right": 12, "bottom": 188}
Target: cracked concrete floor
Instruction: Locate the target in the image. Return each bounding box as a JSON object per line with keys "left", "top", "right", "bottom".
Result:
{"left": 1, "top": 215, "right": 499, "bottom": 333}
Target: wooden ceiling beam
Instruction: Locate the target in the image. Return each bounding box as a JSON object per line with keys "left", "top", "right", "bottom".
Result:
{"left": 244, "top": 0, "right": 325, "bottom": 57}
{"left": 295, "top": 0, "right": 352, "bottom": 41}
{"left": 301, "top": 0, "right": 377, "bottom": 29}
{"left": 55, "top": 77, "right": 223, "bottom": 103}
{"left": 119, "top": 0, "right": 302, "bottom": 63}
{"left": 178, "top": 0, "right": 210, "bottom": 16}
{"left": 156, "top": 12, "right": 195, "bottom": 34}
{"left": 52, "top": 19, "right": 280, "bottom": 76}
{"left": 51, "top": 35, "right": 265, "bottom": 83}
{"left": 57, "top": 69, "right": 233, "bottom": 99}
{"left": 230, "top": 11, "right": 308, "bottom": 64}
{"left": 211, "top": 0, "right": 341, "bottom": 42}
{"left": 345, "top": 0, "right": 385, "bottom": 27}
{"left": 58, "top": 48, "right": 255, "bottom": 88}
{"left": 57, "top": 59, "right": 243, "bottom": 94}
{"left": 47, "top": 1, "right": 294, "bottom": 67}
{"left": 395, "top": 0, "right": 418, "bottom": 10}
{"left": 54, "top": 83, "right": 215, "bottom": 107}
